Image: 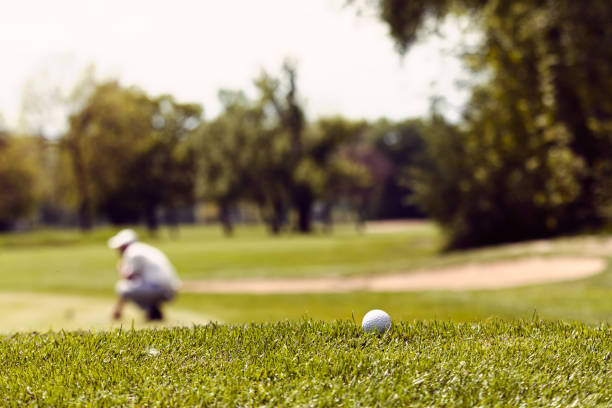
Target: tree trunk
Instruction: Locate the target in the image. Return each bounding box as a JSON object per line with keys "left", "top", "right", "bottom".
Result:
{"left": 145, "top": 205, "right": 159, "bottom": 234}
{"left": 78, "top": 200, "right": 93, "bottom": 231}
{"left": 321, "top": 202, "right": 333, "bottom": 234}
{"left": 354, "top": 195, "right": 368, "bottom": 234}
{"left": 270, "top": 201, "right": 286, "bottom": 235}
{"left": 66, "top": 113, "right": 93, "bottom": 231}
{"left": 71, "top": 143, "right": 93, "bottom": 231}
{"left": 355, "top": 209, "right": 366, "bottom": 234}
{"left": 295, "top": 195, "right": 313, "bottom": 233}
{"left": 219, "top": 201, "right": 233, "bottom": 236}
{"left": 164, "top": 208, "right": 180, "bottom": 239}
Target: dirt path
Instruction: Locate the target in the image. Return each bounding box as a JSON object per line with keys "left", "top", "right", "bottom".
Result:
{"left": 181, "top": 256, "right": 605, "bottom": 294}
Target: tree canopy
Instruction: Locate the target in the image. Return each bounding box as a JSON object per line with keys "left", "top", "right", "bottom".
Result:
{"left": 0, "top": 132, "right": 43, "bottom": 230}
{"left": 356, "top": 0, "right": 612, "bottom": 246}
{"left": 64, "top": 82, "right": 202, "bottom": 231}
{"left": 195, "top": 66, "right": 372, "bottom": 235}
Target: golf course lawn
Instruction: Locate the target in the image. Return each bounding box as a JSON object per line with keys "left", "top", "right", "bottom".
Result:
{"left": 0, "top": 223, "right": 611, "bottom": 328}
{"left": 1, "top": 224, "right": 611, "bottom": 406}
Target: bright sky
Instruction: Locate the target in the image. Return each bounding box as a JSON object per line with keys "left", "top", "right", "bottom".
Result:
{"left": 0, "top": 0, "right": 472, "bottom": 132}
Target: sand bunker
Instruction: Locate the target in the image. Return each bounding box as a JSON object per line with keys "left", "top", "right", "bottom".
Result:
{"left": 181, "top": 256, "right": 605, "bottom": 294}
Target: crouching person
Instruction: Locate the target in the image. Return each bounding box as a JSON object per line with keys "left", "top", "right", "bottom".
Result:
{"left": 108, "top": 229, "right": 181, "bottom": 321}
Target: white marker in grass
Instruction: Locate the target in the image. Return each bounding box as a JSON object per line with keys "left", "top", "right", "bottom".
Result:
{"left": 361, "top": 309, "right": 392, "bottom": 333}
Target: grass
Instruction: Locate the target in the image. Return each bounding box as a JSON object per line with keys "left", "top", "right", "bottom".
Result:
{"left": 1, "top": 224, "right": 611, "bottom": 406}
{"left": 0, "top": 292, "right": 212, "bottom": 333}
{"left": 1, "top": 320, "right": 610, "bottom": 406}
{"left": 1, "top": 223, "right": 612, "bottom": 327}
{"left": 0, "top": 224, "right": 441, "bottom": 292}
{"left": 175, "top": 284, "right": 612, "bottom": 324}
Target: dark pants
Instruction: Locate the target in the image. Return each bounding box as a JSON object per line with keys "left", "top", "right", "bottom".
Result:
{"left": 116, "top": 279, "right": 175, "bottom": 312}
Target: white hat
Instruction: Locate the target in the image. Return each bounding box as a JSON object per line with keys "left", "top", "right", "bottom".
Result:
{"left": 108, "top": 229, "right": 138, "bottom": 249}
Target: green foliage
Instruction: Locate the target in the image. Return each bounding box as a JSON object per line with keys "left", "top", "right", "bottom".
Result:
{"left": 7, "top": 64, "right": 422, "bottom": 234}
{"left": 369, "top": 119, "right": 428, "bottom": 219}
{"left": 0, "top": 320, "right": 610, "bottom": 406}
{"left": 254, "top": 64, "right": 371, "bottom": 233}
{"left": 196, "top": 69, "right": 372, "bottom": 235}
{"left": 0, "top": 133, "right": 43, "bottom": 229}
{"left": 107, "top": 94, "right": 201, "bottom": 229}
{"left": 36, "top": 140, "right": 78, "bottom": 225}
{"left": 361, "top": 0, "right": 612, "bottom": 247}
{"left": 255, "top": 62, "right": 315, "bottom": 232}
{"left": 64, "top": 82, "right": 202, "bottom": 230}
{"left": 195, "top": 90, "right": 281, "bottom": 233}
{"left": 410, "top": 113, "right": 587, "bottom": 247}
{"left": 309, "top": 117, "right": 372, "bottom": 202}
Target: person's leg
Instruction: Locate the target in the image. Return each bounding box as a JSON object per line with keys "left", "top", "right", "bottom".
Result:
{"left": 146, "top": 288, "right": 176, "bottom": 320}
{"left": 146, "top": 304, "right": 163, "bottom": 321}
{"left": 115, "top": 280, "right": 171, "bottom": 320}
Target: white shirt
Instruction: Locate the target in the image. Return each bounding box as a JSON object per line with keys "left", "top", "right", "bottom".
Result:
{"left": 120, "top": 242, "right": 181, "bottom": 291}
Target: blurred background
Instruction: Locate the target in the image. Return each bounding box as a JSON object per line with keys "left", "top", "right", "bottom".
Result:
{"left": 1, "top": 0, "right": 611, "bottom": 330}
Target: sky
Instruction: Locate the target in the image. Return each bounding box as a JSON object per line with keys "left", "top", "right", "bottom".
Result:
{"left": 0, "top": 0, "right": 473, "bottom": 132}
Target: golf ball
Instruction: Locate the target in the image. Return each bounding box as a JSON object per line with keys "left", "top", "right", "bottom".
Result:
{"left": 361, "top": 309, "right": 392, "bottom": 333}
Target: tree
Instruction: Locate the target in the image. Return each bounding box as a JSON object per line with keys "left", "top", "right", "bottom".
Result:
{"left": 19, "top": 61, "right": 96, "bottom": 138}
{"left": 197, "top": 88, "right": 297, "bottom": 236}
{"left": 16, "top": 65, "right": 98, "bottom": 227}
{"left": 64, "top": 82, "right": 201, "bottom": 231}
{"left": 196, "top": 85, "right": 371, "bottom": 235}
{"left": 311, "top": 117, "right": 373, "bottom": 230}
{"left": 369, "top": 119, "right": 427, "bottom": 219}
{"left": 355, "top": 0, "right": 612, "bottom": 247}
{"left": 0, "top": 132, "right": 43, "bottom": 230}
{"left": 255, "top": 61, "right": 314, "bottom": 232}
{"left": 117, "top": 94, "right": 201, "bottom": 231}
{"left": 256, "top": 64, "right": 378, "bottom": 233}
{"left": 64, "top": 82, "right": 144, "bottom": 229}
{"left": 195, "top": 90, "right": 269, "bottom": 235}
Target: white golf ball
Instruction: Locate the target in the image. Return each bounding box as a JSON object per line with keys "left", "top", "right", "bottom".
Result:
{"left": 361, "top": 309, "right": 392, "bottom": 333}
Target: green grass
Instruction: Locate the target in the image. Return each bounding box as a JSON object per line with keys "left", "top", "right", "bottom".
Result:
{"left": 175, "top": 284, "right": 612, "bottom": 324}
{"left": 174, "top": 252, "right": 612, "bottom": 324}
{"left": 1, "top": 320, "right": 610, "bottom": 407}
{"left": 1, "top": 223, "right": 612, "bottom": 327}
{"left": 1, "top": 225, "right": 611, "bottom": 406}
{"left": 0, "top": 224, "right": 441, "bottom": 292}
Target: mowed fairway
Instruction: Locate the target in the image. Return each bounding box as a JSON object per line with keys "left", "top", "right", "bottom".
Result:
{"left": 0, "top": 223, "right": 611, "bottom": 330}
{"left": 0, "top": 223, "right": 440, "bottom": 290}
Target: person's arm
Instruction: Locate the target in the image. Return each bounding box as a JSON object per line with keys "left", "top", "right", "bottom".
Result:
{"left": 117, "top": 259, "right": 125, "bottom": 278}
{"left": 112, "top": 296, "right": 126, "bottom": 320}
{"left": 119, "top": 256, "right": 143, "bottom": 280}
